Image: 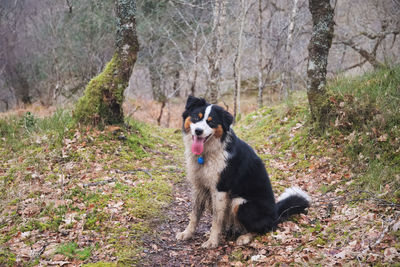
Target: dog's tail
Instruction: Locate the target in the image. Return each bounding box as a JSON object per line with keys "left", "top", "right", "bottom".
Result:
{"left": 275, "top": 187, "right": 311, "bottom": 223}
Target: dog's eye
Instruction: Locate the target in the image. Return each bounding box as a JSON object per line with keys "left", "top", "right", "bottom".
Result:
{"left": 207, "top": 120, "right": 216, "bottom": 127}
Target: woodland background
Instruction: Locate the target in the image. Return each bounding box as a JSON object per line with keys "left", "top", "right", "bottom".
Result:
{"left": 1, "top": 0, "right": 400, "bottom": 265}
{"left": 1, "top": 0, "right": 399, "bottom": 125}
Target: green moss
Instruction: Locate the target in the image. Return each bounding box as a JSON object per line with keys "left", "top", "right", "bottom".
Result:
{"left": 74, "top": 54, "right": 127, "bottom": 125}
{"left": 56, "top": 242, "right": 92, "bottom": 261}
{"left": 84, "top": 209, "right": 110, "bottom": 230}
{"left": 0, "top": 248, "right": 16, "bottom": 266}
{"left": 230, "top": 248, "right": 244, "bottom": 262}
{"left": 128, "top": 177, "right": 172, "bottom": 219}
{"left": 83, "top": 263, "right": 117, "bottom": 267}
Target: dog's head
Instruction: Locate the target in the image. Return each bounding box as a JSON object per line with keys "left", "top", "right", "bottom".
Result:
{"left": 182, "top": 96, "right": 233, "bottom": 155}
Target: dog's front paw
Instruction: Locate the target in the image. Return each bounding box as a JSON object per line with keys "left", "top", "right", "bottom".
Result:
{"left": 201, "top": 238, "right": 219, "bottom": 249}
{"left": 176, "top": 230, "right": 193, "bottom": 241}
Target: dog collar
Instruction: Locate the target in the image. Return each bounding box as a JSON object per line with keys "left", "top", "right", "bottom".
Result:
{"left": 197, "top": 156, "right": 204, "bottom": 165}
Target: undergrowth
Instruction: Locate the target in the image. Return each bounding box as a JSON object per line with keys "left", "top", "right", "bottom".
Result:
{"left": 327, "top": 65, "right": 400, "bottom": 200}
{"left": 236, "top": 65, "right": 400, "bottom": 202}
{"left": 0, "top": 109, "right": 182, "bottom": 265}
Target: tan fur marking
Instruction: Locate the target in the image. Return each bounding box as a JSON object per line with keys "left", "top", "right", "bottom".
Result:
{"left": 184, "top": 116, "right": 191, "bottom": 132}
{"left": 233, "top": 205, "right": 239, "bottom": 215}
{"left": 214, "top": 124, "right": 223, "bottom": 138}
{"left": 198, "top": 113, "right": 203, "bottom": 119}
{"left": 179, "top": 130, "right": 230, "bottom": 248}
{"left": 207, "top": 116, "right": 212, "bottom": 121}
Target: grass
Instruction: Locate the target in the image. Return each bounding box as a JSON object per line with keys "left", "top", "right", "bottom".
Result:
{"left": 0, "top": 65, "right": 398, "bottom": 265}
{"left": 235, "top": 65, "right": 400, "bottom": 202}
{"left": 0, "top": 109, "right": 183, "bottom": 265}
{"left": 56, "top": 242, "right": 92, "bottom": 261}
{"left": 327, "top": 65, "right": 400, "bottom": 199}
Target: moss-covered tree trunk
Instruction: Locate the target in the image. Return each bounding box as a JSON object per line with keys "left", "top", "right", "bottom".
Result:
{"left": 306, "top": 0, "right": 335, "bottom": 129}
{"left": 74, "top": 0, "right": 139, "bottom": 124}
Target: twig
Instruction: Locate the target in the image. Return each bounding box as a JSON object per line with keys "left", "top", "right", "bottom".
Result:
{"left": 357, "top": 216, "right": 398, "bottom": 260}
{"left": 31, "top": 242, "right": 48, "bottom": 262}
{"left": 115, "top": 168, "right": 153, "bottom": 178}
{"left": 65, "top": 0, "right": 72, "bottom": 13}
{"left": 311, "top": 190, "right": 400, "bottom": 210}
{"left": 83, "top": 178, "right": 116, "bottom": 187}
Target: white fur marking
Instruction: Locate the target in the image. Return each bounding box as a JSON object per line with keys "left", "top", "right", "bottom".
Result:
{"left": 190, "top": 104, "right": 214, "bottom": 138}
{"left": 231, "top": 197, "right": 247, "bottom": 213}
{"left": 277, "top": 186, "right": 311, "bottom": 203}
{"left": 204, "top": 104, "right": 213, "bottom": 120}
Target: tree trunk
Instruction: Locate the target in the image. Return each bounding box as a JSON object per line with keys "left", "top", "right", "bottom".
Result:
{"left": 190, "top": 40, "right": 199, "bottom": 96}
{"left": 74, "top": 0, "right": 139, "bottom": 125}
{"left": 208, "top": 0, "right": 226, "bottom": 104}
{"left": 233, "top": 0, "right": 251, "bottom": 119}
{"left": 283, "top": 0, "right": 299, "bottom": 97}
{"left": 257, "top": 0, "right": 264, "bottom": 109}
{"left": 306, "top": 0, "right": 335, "bottom": 129}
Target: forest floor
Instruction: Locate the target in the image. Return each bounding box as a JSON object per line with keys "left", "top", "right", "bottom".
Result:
{"left": 139, "top": 101, "right": 400, "bottom": 266}
{"left": 1, "top": 93, "right": 399, "bottom": 266}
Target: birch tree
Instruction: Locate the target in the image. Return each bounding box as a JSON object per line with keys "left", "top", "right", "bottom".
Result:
{"left": 208, "top": 0, "right": 226, "bottom": 104}
{"left": 233, "top": 0, "right": 254, "bottom": 119}
{"left": 283, "top": 0, "right": 299, "bottom": 96}
{"left": 257, "top": 0, "right": 264, "bottom": 108}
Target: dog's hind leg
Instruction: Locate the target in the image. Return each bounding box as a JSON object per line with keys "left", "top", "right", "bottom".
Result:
{"left": 236, "top": 232, "right": 255, "bottom": 245}
{"left": 176, "top": 187, "right": 210, "bottom": 241}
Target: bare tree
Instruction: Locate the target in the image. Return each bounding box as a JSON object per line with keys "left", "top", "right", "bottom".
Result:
{"left": 336, "top": 23, "right": 398, "bottom": 69}
{"left": 74, "top": 0, "right": 139, "bottom": 124}
{"left": 282, "top": 0, "right": 299, "bottom": 96}
{"left": 233, "top": 0, "right": 254, "bottom": 119}
{"left": 306, "top": 0, "right": 335, "bottom": 129}
{"left": 0, "top": 0, "right": 31, "bottom": 106}
{"left": 332, "top": 0, "right": 400, "bottom": 71}
{"left": 208, "top": 0, "right": 227, "bottom": 104}
{"left": 257, "top": 0, "right": 264, "bottom": 108}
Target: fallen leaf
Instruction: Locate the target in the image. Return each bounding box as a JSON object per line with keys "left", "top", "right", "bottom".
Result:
{"left": 378, "top": 134, "right": 388, "bottom": 142}
{"left": 384, "top": 247, "right": 399, "bottom": 262}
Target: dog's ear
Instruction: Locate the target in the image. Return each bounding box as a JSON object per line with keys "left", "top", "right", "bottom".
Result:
{"left": 221, "top": 109, "right": 234, "bottom": 132}
{"left": 185, "top": 95, "right": 207, "bottom": 111}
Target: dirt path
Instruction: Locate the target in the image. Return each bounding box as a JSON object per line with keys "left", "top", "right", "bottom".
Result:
{"left": 141, "top": 181, "right": 220, "bottom": 266}
{"left": 139, "top": 148, "right": 400, "bottom": 266}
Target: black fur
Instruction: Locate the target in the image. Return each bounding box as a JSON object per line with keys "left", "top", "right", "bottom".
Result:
{"left": 182, "top": 96, "right": 233, "bottom": 142}
{"left": 184, "top": 96, "right": 310, "bottom": 235}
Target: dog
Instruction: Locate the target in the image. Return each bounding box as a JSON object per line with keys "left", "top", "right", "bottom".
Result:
{"left": 176, "top": 96, "right": 311, "bottom": 248}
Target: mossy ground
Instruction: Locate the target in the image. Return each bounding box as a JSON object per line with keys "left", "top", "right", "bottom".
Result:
{"left": 0, "top": 110, "right": 184, "bottom": 265}
{"left": 326, "top": 65, "right": 400, "bottom": 199}
{"left": 229, "top": 67, "right": 399, "bottom": 265}
{"left": 0, "top": 65, "right": 399, "bottom": 266}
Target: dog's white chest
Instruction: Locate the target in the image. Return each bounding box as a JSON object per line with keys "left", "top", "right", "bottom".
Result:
{"left": 184, "top": 134, "right": 228, "bottom": 189}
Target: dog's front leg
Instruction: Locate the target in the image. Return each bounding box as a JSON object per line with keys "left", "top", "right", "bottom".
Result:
{"left": 201, "top": 191, "right": 228, "bottom": 248}
{"left": 176, "top": 187, "right": 208, "bottom": 241}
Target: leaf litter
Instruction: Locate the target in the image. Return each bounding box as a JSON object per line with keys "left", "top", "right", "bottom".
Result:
{"left": 0, "top": 111, "right": 399, "bottom": 266}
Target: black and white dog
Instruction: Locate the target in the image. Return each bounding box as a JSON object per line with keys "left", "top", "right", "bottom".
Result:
{"left": 176, "top": 96, "right": 311, "bottom": 248}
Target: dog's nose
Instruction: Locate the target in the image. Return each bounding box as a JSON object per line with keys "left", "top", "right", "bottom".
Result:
{"left": 195, "top": 128, "right": 203, "bottom": 136}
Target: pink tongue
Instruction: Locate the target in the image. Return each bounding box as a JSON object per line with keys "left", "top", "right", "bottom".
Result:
{"left": 191, "top": 136, "right": 204, "bottom": 155}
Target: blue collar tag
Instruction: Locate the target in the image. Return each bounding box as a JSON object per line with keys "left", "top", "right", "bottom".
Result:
{"left": 197, "top": 156, "right": 204, "bottom": 165}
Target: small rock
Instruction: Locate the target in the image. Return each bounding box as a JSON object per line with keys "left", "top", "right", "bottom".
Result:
{"left": 53, "top": 254, "right": 66, "bottom": 261}
{"left": 392, "top": 220, "right": 400, "bottom": 232}
{"left": 21, "top": 231, "right": 31, "bottom": 239}
{"left": 42, "top": 243, "right": 58, "bottom": 258}
{"left": 384, "top": 247, "right": 399, "bottom": 262}
{"left": 251, "top": 254, "right": 267, "bottom": 262}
